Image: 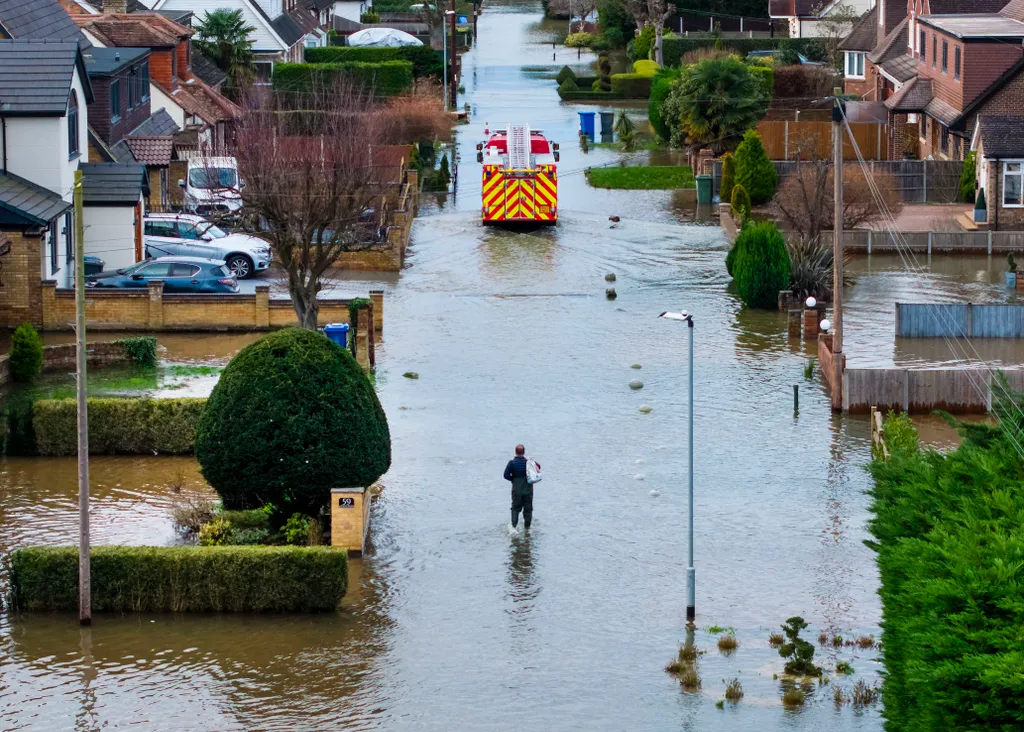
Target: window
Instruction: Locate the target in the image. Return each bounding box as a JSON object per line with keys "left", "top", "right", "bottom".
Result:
{"left": 170, "top": 263, "right": 200, "bottom": 277}
{"left": 141, "top": 61, "right": 150, "bottom": 100}
{"left": 932, "top": 35, "right": 936, "bottom": 67}
{"left": 49, "top": 220, "right": 58, "bottom": 274}
{"left": 1004, "top": 162, "right": 1024, "bottom": 206}
{"left": 954, "top": 46, "right": 961, "bottom": 81}
{"left": 940, "top": 125, "right": 949, "bottom": 155}
{"left": 67, "top": 90, "right": 79, "bottom": 158}
{"left": 128, "top": 69, "right": 138, "bottom": 109}
{"left": 171, "top": 48, "right": 178, "bottom": 81}
{"left": 137, "top": 262, "right": 173, "bottom": 277}
{"left": 144, "top": 220, "right": 177, "bottom": 237}
{"left": 941, "top": 41, "right": 948, "bottom": 73}
{"left": 110, "top": 79, "right": 121, "bottom": 122}
{"left": 921, "top": 30, "right": 926, "bottom": 62}
{"left": 64, "top": 212, "right": 73, "bottom": 267}
{"left": 845, "top": 51, "right": 865, "bottom": 79}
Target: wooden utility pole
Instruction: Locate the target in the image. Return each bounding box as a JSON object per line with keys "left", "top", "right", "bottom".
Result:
{"left": 74, "top": 169, "right": 91, "bottom": 625}
{"left": 449, "top": 0, "right": 457, "bottom": 108}
{"left": 831, "top": 88, "right": 844, "bottom": 412}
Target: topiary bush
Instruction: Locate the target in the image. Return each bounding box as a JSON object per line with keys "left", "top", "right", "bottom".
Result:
{"left": 556, "top": 65, "right": 577, "bottom": 85}
{"left": 9, "top": 323, "right": 43, "bottom": 382}
{"left": 720, "top": 152, "right": 736, "bottom": 204}
{"left": 632, "top": 59, "right": 660, "bottom": 76}
{"left": 732, "top": 220, "right": 791, "bottom": 309}
{"left": 631, "top": 24, "right": 656, "bottom": 61}
{"left": 195, "top": 328, "right": 391, "bottom": 515}
{"left": 648, "top": 68, "right": 679, "bottom": 141}
{"left": 730, "top": 183, "right": 751, "bottom": 219}
{"left": 610, "top": 72, "right": 652, "bottom": 98}
{"left": 598, "top": 54, "right": 612, "bottom": 91}
{"left": 734, "top": 128, "right": 777, "bottom": 205}
{"left": 559, "top": 77, "right": 579, "bottom": 93}
{"left": 565, "top": 31, "right": 595, "bottom": 48}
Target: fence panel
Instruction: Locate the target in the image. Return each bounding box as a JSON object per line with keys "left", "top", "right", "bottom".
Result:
{"left": 845, "top": 369, "right": 907, "bottom": 413}
{"left": 991, "top": 232, "right": 1024, "bottom": 251}
{"left": 754, "top": 121, "right": 889, "bottom": 161}
{"left": 895, "top": 303, "right": 969, "bottom": 337}
{"left": 908, "top": 370, "right": 990, "bottom": 413}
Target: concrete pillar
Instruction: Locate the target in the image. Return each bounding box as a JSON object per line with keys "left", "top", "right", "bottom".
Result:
{"left": 330, "top": 487, "right": 369, "bottom": 555}
{"left": 355, "top": 307, "right": 371, "bottom": 369}
{"left": 369, "top": 290, "right": 384, "bottom": 334}
{"left": 802, "top": 308, "right": 820, "bottom": 339}
{"left": 147, "top": 280, "right": 164, "bottom": 330}
{"left": 255, "top": 284, "right": 270, "bottom": 329}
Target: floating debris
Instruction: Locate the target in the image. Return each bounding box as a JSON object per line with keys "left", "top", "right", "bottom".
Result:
{"left": 634, "top": 473, "right": 645, "bottom": 480}
{"left": 606, "top": 288, "right": 617, "bottom": 300}
{"left": 629, "top": 379, "right": 643, "bottom": 390}
{"left": 635, "top": 458, "right": 645, "bottom": 464}
{"left": 639, "top": 405, "right": 652, "bottom": 413}
{"left": 403, "top": 372, "right": 419, "bottom": 379}
{"left": 609, "top": 215, "right": 620, "bottom": 222}
{"left": 649, "top": 488, "right": 660, "bottom": 497}
{"left": 605, "top": 273, "right": 616, "bottom": 282}
{"left": 631, "top": 363, "right": 641, "bottom": 369}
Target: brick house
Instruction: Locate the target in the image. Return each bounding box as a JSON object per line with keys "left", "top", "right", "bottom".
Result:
{"left": 769, "top": 0, "right": 873, "bottom": 38}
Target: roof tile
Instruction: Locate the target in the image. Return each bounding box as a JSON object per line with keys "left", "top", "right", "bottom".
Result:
{"left": 0, "top": 39, "right": 79, "bottom": 115}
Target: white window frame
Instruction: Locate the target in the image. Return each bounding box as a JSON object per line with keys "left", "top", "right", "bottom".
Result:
{"left": 845, "top": 51, "right": 866, "bottom": 79}
{"left": 1003, "top": 161, "right": 1024, "bottom": 208}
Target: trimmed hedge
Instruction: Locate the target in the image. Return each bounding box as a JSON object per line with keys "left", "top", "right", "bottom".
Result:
{"left": 556, "top": 65, "right": 577, "bottom": 85}
{"left": 648, "top": 69, "right": 679, "bottom": 141}
{"left": 661, "top": 37, "right": 827, "bottom": 68}
{"left": 632, "top": 59, "right": 660, "bottom": 76}
{"left": 33, "top": 397, "right": 204, "bottom": 456}
{"left": 10, "top": 545, "right": 348, "bottom": 612}
{"left": 272, "top": 61, "right": 414, "bottom": 97}
{"left": 304, "top": 45, "right": 442, "bottom": 79}
{"left": 558, "top": 89, "right": 626, "bottom": 101}
{"left": 748, "top": 65, "right": 774, "bottom": 101}
{"left": 10, "top": 323, "right": 43, "bottom": 382}
{"left": 610, "top": 73, "right": 652, "bottom": 98}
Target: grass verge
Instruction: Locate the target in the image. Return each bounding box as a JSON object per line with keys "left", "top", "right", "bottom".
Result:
{"left": 585, "top": 165, "right": 696, "bottom": 190}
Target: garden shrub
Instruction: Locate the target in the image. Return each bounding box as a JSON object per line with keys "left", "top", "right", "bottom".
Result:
{"left": 305, "top": 45, "right": 442, "bottom": 79}
{"left": 747, "top": 64, "right": 774, "bottom": 101}
{"left": 9, "top": 323, "right": 43, "bottom": 382}
{"left": 730, "top": 183, "right": 751, "bottom": 219}
{"left": 283, "top": 513, "right": 311, "bottom": 545}
{"left": 660, "top": 37, "right": 827, "bottom": 68}
{"left": 720, "top": 152, "right": 736, "bottom": 204}
{"left": 610, "top": 73, "right": 652, "bottom": 98}
{"left": 195, "top": 328, "right": 391, "bottom": 515}
{"left": 272, "top": 61, "right": 414, "bottom": 97}
{"left": 565, "top": 31, "right": 594, "bottom": 48}
{"left": 116, "top": 336, "right": 157, "bottom": 367}
{"left": 2, "top": 391, "right": 37, "bottom": 455}
{"left": 725, "top": 244, "right": 738, "bottom": 277}
{"left": 598, "top": 0, "right": 635, "bottom": 42}
{"left": 866, "top": 395, "right": 1024, "bottom": 729}
{"left": 632, "top": 59, "right": 660, "bottom": 76}
{"left": 772, "top": 65, "right": 834, "bottom": 106}
{"left": 648, "top": 68, "right": 680, "bottom": 141}
{"left": 960, "top": 151, "right": 976, "bottom": 203}
{"left": 975, "top": 186, "right": 987, "bottom": 212}
{"left": 732, "top": 220, "right": 790, "bottom": 309}
{"left": 600, "top": 28, "right": 626, "bottom": 49}
{"left": 558, "top": 77, "right": 579, "bottom": 93}
{"left": 734, "top": 128, "right": 777, "bottom": 204}
{"left": 10, "top": 545, "right": 348, "bottom": 612}
{"left": 630, "top": 24, "right": 655, "bottom": 61}
{"left": 359, "top": 10, "right": 380, "bottom": 23}
{"left": 556, "top": 65, "right": 577, "bottom": 85}
{"left": 598, "top": 54, "right": 612, "bottom": 91}
{"left": 32, "top": 397, "right": 205, "bottom": 456}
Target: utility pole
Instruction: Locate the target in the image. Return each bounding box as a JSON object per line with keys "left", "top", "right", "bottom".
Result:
{"left": 74, "top": 169, "right": 91, "bottom": 625}
{"left": 449, "top": 0, "right": 457, "bottom": 109}
{"left": 831, "top": 88, "right": 844, "bottom": 412}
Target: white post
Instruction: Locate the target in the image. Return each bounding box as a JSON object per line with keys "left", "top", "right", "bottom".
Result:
{"left": 74, "top": 169, "right": 91, "bottom": 625}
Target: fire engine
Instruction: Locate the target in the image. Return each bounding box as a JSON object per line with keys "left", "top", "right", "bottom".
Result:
{"left": 476, "top": 124, "right": 559, "bottom": 224}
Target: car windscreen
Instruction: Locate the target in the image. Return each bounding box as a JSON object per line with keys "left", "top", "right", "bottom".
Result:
{"left": 199, "top": 224, "right": 228, "bottom": 239}
{"left": 188, "top": 168, "right": 238, "bottom": 190}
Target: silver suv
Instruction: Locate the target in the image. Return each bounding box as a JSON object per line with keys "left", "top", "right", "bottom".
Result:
{"left": 143, "top": 213, "right": 271, "bottom": 279}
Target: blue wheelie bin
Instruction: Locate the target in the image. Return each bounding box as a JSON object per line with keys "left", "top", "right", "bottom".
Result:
{"left": 324, "top": 323, "right": 350, "bottom": 348}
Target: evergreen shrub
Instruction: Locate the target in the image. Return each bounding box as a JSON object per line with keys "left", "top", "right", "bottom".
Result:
{"left": 960, "top": 151, "right": 976, "bottom": 204}
{"left": 195, "top": 328, "right": 391, "bottom": 515}
{"left": 305, "top": 45, "right": 442, "bottom": 79}
{"left": 732, "top": 220, "right": 790, "bottom": 309}
{"left": 272, "top": 61, "right": 413, "bottom": 97}
{"left": 558, "top": 77, "right": 579, "bottom": 93}
{"left": 9, "top": 323, "right": 43, "bottom": 382}
{"left": 730, "top": 183, "right": 751, "bottom": 218}
{"left": 10, "top": 545, "right": 348, "bottom": 612}
{"left": 610, "top": 72, "right": 652, "bottom": 97}
{"left": 116, "top": 336, "right": 157, "bottom": 367}
{"left": 734, "top": 128, "right": 777, "bottom": 204}
{"left": 556, "top": 65, "right": 577, "bottom": 85}
{"left": 648, "top": 69, "right": 679, "bottom": 141}
{"left": 632, "top": 59, "right": 660, "bottom": 76}
{"left": 720, "top": 152, "right": 736, "bottom": 205}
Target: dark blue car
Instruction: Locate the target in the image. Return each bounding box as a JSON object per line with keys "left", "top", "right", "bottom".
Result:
{"left": 85, "top": 256, "right": 239, "bottom": 293}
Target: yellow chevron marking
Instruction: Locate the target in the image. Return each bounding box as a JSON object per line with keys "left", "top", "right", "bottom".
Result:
{"left": 483, "top": 184, "right": 505, "bottom": 208}
{"left": 482, "top": 173, "right": 503, "bottom": 196}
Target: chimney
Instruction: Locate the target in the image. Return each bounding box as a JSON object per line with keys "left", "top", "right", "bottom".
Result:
{"left": 103, "top": 0, "right": 128, "bottom": 14}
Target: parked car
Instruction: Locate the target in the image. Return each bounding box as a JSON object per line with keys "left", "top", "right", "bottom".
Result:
{"left": 180, "top": 156, "right": 242, "bottom": 217}
{"left": 144, "top": 213, "right": 271, "bottom": 279}
{"left": 85, "top": 257, "right": 239, "bottom": 293}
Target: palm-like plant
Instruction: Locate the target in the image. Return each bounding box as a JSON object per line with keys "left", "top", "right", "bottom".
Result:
{"left": 195, "top": 9, "right": 257, "bottom": 89}
{"left": 660, "top": 56, "right": 768, "bottom": 153}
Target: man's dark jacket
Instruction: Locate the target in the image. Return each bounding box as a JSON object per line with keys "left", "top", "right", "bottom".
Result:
{"left": 504, "top": 456, "right": 531, "bottom": 494}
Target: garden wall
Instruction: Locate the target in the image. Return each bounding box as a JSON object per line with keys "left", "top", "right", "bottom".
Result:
{"left": 0, "top": 340, "right": 140, "bottom": 388}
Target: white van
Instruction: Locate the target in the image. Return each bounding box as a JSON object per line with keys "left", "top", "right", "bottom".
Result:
{"left": 181, "top": 156, "right": 242, "bottom": 217}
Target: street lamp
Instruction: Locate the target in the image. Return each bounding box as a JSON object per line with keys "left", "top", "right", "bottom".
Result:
{"left": 442, "top": 10, "right": 455, "bottom": 110}
{"left": 658, "top": 310, "right": 696, "bottom": 625}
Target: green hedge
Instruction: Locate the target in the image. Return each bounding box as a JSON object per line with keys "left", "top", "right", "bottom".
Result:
{"left": 33, "top": 397, "right": 205, "bottom": 456}
{"left": 610, "top": 73, "right": 652, "bottom": 98}
{"left": 304, "top": 45, "right": 442, "bottom": 79}
{"left": 10, "top": 545, "right": 348, "bottom": 612}
{"left": 558, "top": 89, "right": 626, "bottom": 101}
{"left": 867, "top": 403, "right": 1024, "bottom": 729}
{"left": 661, "top": 37, "right": 826, "bottom": 68}
{"left": 272, "top": 61, "right": 414, "bottom": 97}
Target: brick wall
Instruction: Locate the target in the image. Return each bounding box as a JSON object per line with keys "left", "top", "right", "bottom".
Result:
{"left": 0, "top": 340, "right": 138, "bottom": 388}
{"left": 40, "top": 281, "right": 376, "bottom": 335}
{"left": 150, "top": 50, "right": 174, "bottom": 88}
{"left": 985, "top": 153, "right": 1024, "bottom": 230}
{"left": 330, "top": 487, "right": 369, "bottom": 554}
{"left": 0, "top": 230, "right": 44, "bottom": 329}
{"left": 917, "top": 28, "right": 965, "bottom": 110}
{"left": 90, "top": 70, "right": 152, "bottom": 146}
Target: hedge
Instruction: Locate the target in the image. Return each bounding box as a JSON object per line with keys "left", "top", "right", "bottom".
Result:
{"left": 272, "top": 61, "right": 414, "bottom": 97}
{"left": 304, "top": 45, "right": 442, "bottom": 79}
{"left": 867, "top": 403, "right": 1024, "bottom": 729}
{"left": 9, "top": 545, "right": 348, "bottom": 612}
{"left": 557, "top": 89, "right": 626, "bottom": 101}
{"left": 661, "top": 37, "right": 827, "bottom": 68}
{"left": 33, "top": 397, "right": 205, "bottom": 456}
{"left": 610, "top": 73, "right": 652, "bottom": 98}
{"left": 632, "top": 59, "right": 660, "bottom": 76}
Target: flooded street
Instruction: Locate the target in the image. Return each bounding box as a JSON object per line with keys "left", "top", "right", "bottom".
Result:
{"left": 1, "top": 2, "right": 1015, "bottom": 729}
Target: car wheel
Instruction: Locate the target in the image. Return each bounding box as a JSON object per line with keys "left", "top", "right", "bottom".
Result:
{"left": 227, "top": 254, "right": 253, "bottom": 279}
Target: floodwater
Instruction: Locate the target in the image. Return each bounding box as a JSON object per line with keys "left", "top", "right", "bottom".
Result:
{"left": 0, "top": 2, "right": 1015, "bottom": 730}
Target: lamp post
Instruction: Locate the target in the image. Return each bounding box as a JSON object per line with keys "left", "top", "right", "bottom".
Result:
{"left": 659, "top": 310, "right": 696, "bottom": 625}
{"left": 442, "top": 9, "right": 456, "bottom": 110}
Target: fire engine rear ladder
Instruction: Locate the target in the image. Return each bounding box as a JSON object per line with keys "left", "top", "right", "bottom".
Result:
{"left": 508, "top": 123, "right": 531, "bottom": 170}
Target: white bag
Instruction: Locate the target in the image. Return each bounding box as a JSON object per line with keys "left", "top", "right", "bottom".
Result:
{"left": 526, "top": 458, "right": 542, "bottom": 484}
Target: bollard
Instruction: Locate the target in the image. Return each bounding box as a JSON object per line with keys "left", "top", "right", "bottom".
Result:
{"left": 331, "top": 487, "right": 370, "bottom": 555}
{"left": 793, "top": 384, "right": 799, "bottom": 415}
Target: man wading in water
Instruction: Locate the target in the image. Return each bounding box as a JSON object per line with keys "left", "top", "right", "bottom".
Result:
{"left": 504, "top": 444, "right": 540, "bottom": 532}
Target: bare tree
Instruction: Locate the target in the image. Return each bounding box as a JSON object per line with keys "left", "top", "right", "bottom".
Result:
{"left": 233, "top": 82, "right": 394, "bottom": 329}
{"left": 624, "top": 0, "right": 649, "bottom": 32}
{"left": 647, "top": 0, "right": 675, "bottom": 66}
{"left": 813, "top": 4, "right": 861, "bottom": 72}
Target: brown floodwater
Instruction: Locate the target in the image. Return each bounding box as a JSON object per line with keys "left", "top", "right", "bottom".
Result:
{"left": 0, "top": 3, "right": 1014, "bottom": 730}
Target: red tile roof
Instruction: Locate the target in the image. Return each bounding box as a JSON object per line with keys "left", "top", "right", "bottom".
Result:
{"left": 72, "top": 12, "right": 190, "bottom": 48}
{"left": 125, "top": 135, "right": 173, "bottom": 166}
{"left": 152, "top": 76, "right": 241, "bottom": 125}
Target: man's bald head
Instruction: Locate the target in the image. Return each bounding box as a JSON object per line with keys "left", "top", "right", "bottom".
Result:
{"left": 515, "top": 444, "right": 525, "bottom": 456}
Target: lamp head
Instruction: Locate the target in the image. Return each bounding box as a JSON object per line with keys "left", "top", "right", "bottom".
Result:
{"left": 820, "top": 319, "right": 831, "bottom": 332}
{"left": 805, "top": 296, "right": 817, "bottom": 308}
{"left": 658, "top": 311, "right": 690, "bottom": 322}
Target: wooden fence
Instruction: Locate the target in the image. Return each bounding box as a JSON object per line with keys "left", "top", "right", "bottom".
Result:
{"left": 755, "top": 121, "right": 891, "bottom": 161}
{"left": 844, "top": 368, "right": 1024, "bottom": 413}
{"left": 895, "top": 303, "right": 1024, "bottom": 338}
